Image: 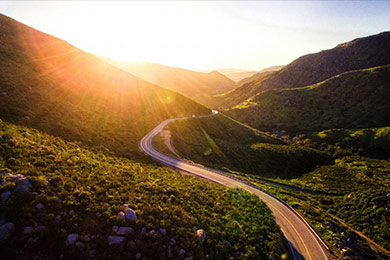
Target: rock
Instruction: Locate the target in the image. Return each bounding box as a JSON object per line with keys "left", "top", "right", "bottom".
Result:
{"left": 56, "top": 215, "right": 62, "bottom": 223}
{"left": 23, "top": 226, "right": 34, "bottom": 234}
{"left": 80, "top": 234, "right": 90, "bottom": 242}
{"left": 122, "top": 204, "right": 128, "bottom": 208}
{"left": 65, "top": 233, "right": 79, "bottom": 246}
{"left": 167, "top": 245, "right": 172, "bottom": 258}
{"left": 184, "top": 257, "right": 193, "bottom": 260}
{"left": 1, "top": 191, "right": 11, "bottom": 204}
{"left": 68, "top": 210, "right": 74, "bottom": 216}
{"left": 196, "top": 229, "right": 206, "bottom": 245}
{"left": 75, "top": 241, "right": 84, "bottom": 247}
{"left": 140, "top": 227, "right": 146, "bottom": 236}
{"left": 179, "top": 249, "right": 186, "bottom": 255}
{"left": 225, "top": 241, "right": 231, "bottom": 247}
{"left": 0, "top": 222, "right": 14, "bottom": 242}
{"left": 36, "top": 203, "right": 44, "bottom": 209}
{"left": 116, "top": 227, "right": 134, "bottom": 235}
{"left": 125, "top": 208, "right": 137, "bottom": 221}
{"left": 34, "top": 226, "right": 46, "bottom": 233}
{"left": 108, "top": 235, "right": 125, "bottom": 245}
{"left": 135, "top": 252, "right": 141, "bottom": 259}
{"left": 15, "top": 184, "right": 30, "bottom": 193}
{"left": 112, "top": 226, "right": 119, "bottom": 233}
{"left": 89, "top": 249, "right": 98, "bottom": 258}
{"left": 148, "top": 230, "right": 156, "bottom": 235}
{"left": 118, "top": 211, "right": 125, "bottom": 221}
{"left": 26, "top": 237, "right": 40, "bottom": 245}
{"left": 159, "top": 228, "right": 167, "bottom": 236}
{"left": 169, "top": 237, "right": 176, "bottom": 246}
{"left": 17, "top": 178, "right": 31, "bottom": 188}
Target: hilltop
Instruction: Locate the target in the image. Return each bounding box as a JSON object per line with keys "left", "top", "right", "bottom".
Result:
{"left": 103, "top": 60, "right": 236, "bottom": 107}
{"left": 217, "top": 31, "right": 390, "bottom": 108}
{"left": 226, "top": 65, "right": 390, "bottom": 134}
{"left": 0, "top": 13, "right": 209, "bottom": 158}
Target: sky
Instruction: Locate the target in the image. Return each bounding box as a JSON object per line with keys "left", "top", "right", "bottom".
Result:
{"left": 1, "top": 1, "right": 389, "bottom": 71}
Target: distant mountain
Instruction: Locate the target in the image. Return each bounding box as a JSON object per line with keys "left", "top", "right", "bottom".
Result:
{"left": 218, "top": 32, "right": 390, "bottom": 108}
{"left": 216, "top": 68, "right": 258, "bottom": 82}
{"left": 0, "top": 13, "right": 209, "bottom": 158}
{"left": 216, "top": 66, "right": 283, "bottom": 82}
{"left": 226, "top": 65, "right": 390, "bottom": 133}
{"left": 103, "top": 60, "right": 236, "bottom": 107}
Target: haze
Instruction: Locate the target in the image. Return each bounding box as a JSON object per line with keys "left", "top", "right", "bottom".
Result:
{"left": 1, "top": 1, "right": 389, "bottom": 71}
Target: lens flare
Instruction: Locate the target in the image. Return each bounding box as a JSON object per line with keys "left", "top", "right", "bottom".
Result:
{"left": 280, "top": 253, "right": 287, "bottom": 259}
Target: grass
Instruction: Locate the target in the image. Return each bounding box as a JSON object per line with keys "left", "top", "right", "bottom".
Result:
{"left": 0, "top": 119, "right": 281, "bottom": 260}
{"left": 157, "top": 114, "right": 390, "bottom": 259}
{"left": 167, "top": 114, "right": 332, "bottom": 178}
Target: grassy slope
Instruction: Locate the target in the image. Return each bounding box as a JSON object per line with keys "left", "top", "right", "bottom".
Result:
{"left": 103, "top": 60, "right": 236, "bottom": 107}
{"left": 0, "top": 119, "right": 281, "bottom": 260}
{"left": 0, "top": 14, "right": 209, "bottom": 159}
{"left": 161, "top": 115, "right": 390, "bottom": 259}
{"left": 307, "top": 127, "right": 390, "bottom": 158}
{"left": 217, "top": 31, "right": 390, "bottom": 109}
{"left": 226, "top": 65, "right": 390, "bottom": 134}
{"left": 167, "top": 114, "right": 332, "bottom": 178}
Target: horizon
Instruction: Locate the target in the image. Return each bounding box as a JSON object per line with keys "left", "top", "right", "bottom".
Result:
{"left": 1, "top": 1, "right": 389, "bottom": 71}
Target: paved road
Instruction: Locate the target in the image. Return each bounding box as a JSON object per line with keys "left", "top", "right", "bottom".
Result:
{"left": 140, "top": 113, "right": 330, "bottom": 260}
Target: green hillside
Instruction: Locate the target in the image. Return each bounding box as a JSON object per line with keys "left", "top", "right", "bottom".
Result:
{"left": 0, "top": 14, "right": 209, "bottom": 159}
{"left": 0, "top": 119, "right": 281, "bottom": 259}
{"left": 103, "top": 60, "right": 236, "bottom": 107}
{"left": 217, "top": 31, "right": 390, "bottom": 109}
{"left": 226, "top": 65, "right": 390, "bottom": 134}
{"left": 164, "top": 114, "right": 332, "bottom": 178}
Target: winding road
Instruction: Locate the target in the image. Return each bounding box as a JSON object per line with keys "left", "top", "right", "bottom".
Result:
{"left": 140, "top": 113, "right": 331, "bottom": 260}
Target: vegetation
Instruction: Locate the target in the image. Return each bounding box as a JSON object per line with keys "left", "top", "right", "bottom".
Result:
{"left": 0, "top": 13, "right": 209, "bottom": 160}
{"left": 160, "top": 114, "right": 390, "bottom": 259}
{"left": 104, "top": 60, "right": 236, "bottom": 107}
{"left": 0, "top": 119, "right": 281, "bottom": 259}
{"left": 216, "top": 31, "right": 390, "bottom": 109}
{"left": 226, "top": 65, "right": 390, "bottom": 134}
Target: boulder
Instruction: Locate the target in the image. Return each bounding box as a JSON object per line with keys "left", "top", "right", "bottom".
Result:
{"left": 75, "top": 241, "right": 84, "bottom": 247}
{"left": 140, "top": 227, "right": 146, "bottom": 236}
{"left": 169, "top": 237, "right": 176, "bottom": 246}
{"left": 68, "top": 210, "right": 74, "bottom": 215}
{"left": 36, "top": 203, "right": 44, "bottom": 209}
{"left": 0, "top": 222, "right": 14, "bottom": 242}
{"left": 80, "top": 234, "right": 90, "bottom": 242}
{"left": 34, "top": 226, "right": 46, "bottom": 233}
{"left": 15, "top": 184, "right": 29, "bottom": 193}
{"left": 22, "top": 226, "right": 34, "bottom": 234}
{"left": 108, "top": 235, "right": 125, "bottom": 245}
{"left": 112, "top": 226, "right": 119, "bottom": 233}
{"left": 122, "top": 204, "right": 129, "bottom": 208}
{"left": 1, "top": 191, "right": 11, "bottom": 204}
{"left": 135, "top": 252, "right": 141, "bottom": 260}
{"left": 159, "top": 228, "right": 167, "bottom": 236}
{"left": 196, "top": 229, "right": 206, "bottom": 245}
{"left": 65, "top": 233, "right": 79, "bottom": 246}
{"left": 118, "top": 211, "right": 125, "bottom": 221}
{"left": 125, "top": 208, "right": 137, "bottom": 221}
{"left": 56, "top": 215, "right": 62, "bottom": 223}
{"left": 116, "top": 227, "right": 134, "bottom": 235}
{"left": 26, "top": 237, "right": 40, "bottom": 245}
{"left": 179, "top": 249, "right": 186, "bottom": 255}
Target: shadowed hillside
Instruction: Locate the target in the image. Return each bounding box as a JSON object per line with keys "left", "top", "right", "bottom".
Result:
{"left": 226, "top": 65, "right": 390, "bottom": 134}
{"left": 218, "top": 31, "right": 390, "bottom": 109}
{"left": 0, "top": 14, "right": 210, "bottom": 158}
{"left": 103, "top": 60, "right": 236, "bottom": 107}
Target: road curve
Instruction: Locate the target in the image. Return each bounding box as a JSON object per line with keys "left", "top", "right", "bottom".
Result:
{"left": 140, "top": 113, "right": 330, "bottom": 260}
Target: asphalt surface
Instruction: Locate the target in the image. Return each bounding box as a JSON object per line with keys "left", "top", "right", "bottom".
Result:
{"left": 140, "top": 113, "right": 330, "bottom": 260}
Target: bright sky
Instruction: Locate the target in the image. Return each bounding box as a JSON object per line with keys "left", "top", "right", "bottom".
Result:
{"left": 1, "top": 1, "right": 389, "bottom": 71}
